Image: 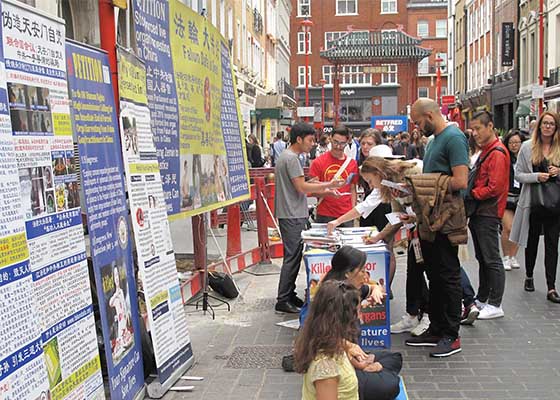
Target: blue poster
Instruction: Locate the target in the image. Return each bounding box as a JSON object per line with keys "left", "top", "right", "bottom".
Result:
{"left": 66, "top": 40, "right": 144, "bottom": 399}
{"left": 371, "top": 115, "right": 409, "bottom": 135}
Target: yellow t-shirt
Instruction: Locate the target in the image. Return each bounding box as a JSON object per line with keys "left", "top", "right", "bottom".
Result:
{"left": 302, "top": 353, "right": 359, "bottom": 400}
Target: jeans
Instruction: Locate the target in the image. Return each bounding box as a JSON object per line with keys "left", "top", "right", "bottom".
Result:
{"left": 461, "top": 267, "right": 476, "bottom": 308}
{"left": 315, "top": 214, "right": 354, "bottom": 227}
{"left": 469, "top": 216, "right": 505, "bottom": 307}
{"left": 277, "top": 218, "right": 308, "bottom": 303}
{"left": 421, "top": 233, "right": 462, "bottom": 339}
{"left": 406, "top": 243, "right": 429, "bottom": 316}
{"left": 525, "top": 211, "right": 560, "bottom": 291}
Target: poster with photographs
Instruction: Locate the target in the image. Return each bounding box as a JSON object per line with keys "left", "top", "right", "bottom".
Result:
{"left": 303, "top": 248, "right": 391, "bottom": 350}
{"left": 117, "top": 48, "right": 193, "bottom": 386}
{"left": 2, "top": 1, "right": 104, "bottom": 398}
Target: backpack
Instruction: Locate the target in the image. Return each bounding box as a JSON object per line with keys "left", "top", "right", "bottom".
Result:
{"left": 464, "top": 146, "right": 506, "bottom": 217}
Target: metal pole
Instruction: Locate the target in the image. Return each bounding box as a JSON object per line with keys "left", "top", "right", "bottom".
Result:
{"left": 305, "top": 30, "right": 310, "bottom": 122}
{"left": 321, "top": 83, "right": 325, "bottom": 129}
{"left": 538, "top": 0, "right": 544, "bottom": 115}
{"left": 98, "top": 0, "right": 119, "bottom": 114}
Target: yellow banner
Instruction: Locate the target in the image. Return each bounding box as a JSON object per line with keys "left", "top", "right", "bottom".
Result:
{"left": 0, "top": 232, "right": 29, "bottom": 268}
{"left": 117, "top": 53, "right": 148, "bottom": 104}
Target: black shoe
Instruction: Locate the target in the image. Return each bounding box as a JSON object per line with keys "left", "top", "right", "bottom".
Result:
{"left": 282, "top": 354, "right": 295, "bottom": 372}
{"left": 290, "top": 294, "right": 304, "bottom": 308}
{"left": 275, "top": 301, "right": 301, "bottom": 314}
{"left": 389, "top": 290, "right": 394, "bottom": 300}
{"left": 524, "top": 277, "right": 535, "bottom": 292}
{"left": 430, "top": 337, "right": 462, "bottom": 358}
{"left": 547, "top": 290, "right": 560, "bottom": 303}
{"left": 405, "top": 329, "right": 441, "bottom": 347}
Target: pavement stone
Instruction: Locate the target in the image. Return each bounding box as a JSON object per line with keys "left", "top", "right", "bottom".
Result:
{"left": 156, "top": 237, "right": 560, "bottom": 400}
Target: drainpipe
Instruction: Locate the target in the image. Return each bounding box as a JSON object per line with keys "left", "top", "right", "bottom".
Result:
{"left": 98, "top": 0, "right": 119, "bottom": 113}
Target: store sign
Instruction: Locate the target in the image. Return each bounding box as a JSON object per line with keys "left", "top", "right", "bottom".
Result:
{"left": 532, "top": 85, "right": 544, "bottom": 99}
{"left": 502, "top": 23, "right": 514, "bottom": 67}
{"left": 297, "top": 106, "right": 315, "bottom": 117}
{"left": 442, "top": 95, "right": 456, "bottom": 105}
{"left": 371, "top": 115, "right": 408, "bottom": 134}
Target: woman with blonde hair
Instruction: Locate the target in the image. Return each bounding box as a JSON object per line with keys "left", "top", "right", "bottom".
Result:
{"left": 510, "top": 111, "right": 560, "bottom": 303}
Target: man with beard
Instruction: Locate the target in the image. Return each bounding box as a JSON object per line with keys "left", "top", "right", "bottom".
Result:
{"left": 402, "top": 99, "right": 469, "bottom": 358}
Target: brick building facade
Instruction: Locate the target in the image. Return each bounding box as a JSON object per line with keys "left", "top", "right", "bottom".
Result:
{"left": 290, "top": 0, "right": 444, "bottom": 133}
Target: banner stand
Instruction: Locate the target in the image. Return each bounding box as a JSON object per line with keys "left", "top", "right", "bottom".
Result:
{"left": 185, "top": 212, "right": 232, "bottom": 319}
{"left": 146, "top": 358, "right": 195, "bottom": 398}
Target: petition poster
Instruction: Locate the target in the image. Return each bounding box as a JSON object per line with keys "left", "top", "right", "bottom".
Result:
{"left": 0, "top": 0, "right": 50, "bottom": 398}
{"left": 117, "top": 48, "right": 193, "bottom": 386}
{"left": 2, "top": 1, "right": 104, "bottom": 398}
{"left": 66, "top": 40, "right": 144, "bottom": 400}
{"left": 133, "top": 0, "right": 250, "bottom": 219}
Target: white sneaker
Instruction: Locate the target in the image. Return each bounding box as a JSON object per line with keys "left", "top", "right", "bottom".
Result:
{"left": 477, "top": 304, "right": 504, "bottom": 320}
{"left": 475, "top": 299, "right": 487, "bottom": 310}
{"left": 510, "top": 256, "right": 521, "bottom": 269}
{"left": 502, "top": 256, "right": 512, "bottom": 271}
{"left": 411, "top": 314, "right": 430, "bottom": 336}
{"left": 391, "top": 314, "right": 419, "bottom": 333}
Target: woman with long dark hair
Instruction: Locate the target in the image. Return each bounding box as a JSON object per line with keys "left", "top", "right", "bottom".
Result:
{"left": 510, "top": 111, "right": 560, "bottom": 303}
{"left": 500, "top": 129, "right": 526, "bottom": 270}
{"left": 295, "top": 280, "right": 361, "bottom": 400}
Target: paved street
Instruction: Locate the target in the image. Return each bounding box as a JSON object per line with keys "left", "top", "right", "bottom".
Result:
{"left": 162, "top": 239, "right": 560, "bottom": 400}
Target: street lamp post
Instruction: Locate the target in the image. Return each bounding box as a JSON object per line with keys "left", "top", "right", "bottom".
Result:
{"left": 538, "top": 0, "right": 544, "bottom": 115}
{"left": 301, "top": 18, "right": 313, "bottom": 122}
{"left": 319, "top": 78, "right": 327, "bottom": 131}
{"left": 435, "top": 57, "right": 443, "bottom": 107}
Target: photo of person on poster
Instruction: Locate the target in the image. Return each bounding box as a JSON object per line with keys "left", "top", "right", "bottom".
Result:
{"left": 122, "top": 116, "right": 139, "bottom": 156}
{"left": 102, "top": 261, "right": 135, "bottom": 365}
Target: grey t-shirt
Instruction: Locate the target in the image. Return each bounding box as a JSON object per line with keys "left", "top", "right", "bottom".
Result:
{"left": 274, "top": 148, "right": 308, "bottom": 219}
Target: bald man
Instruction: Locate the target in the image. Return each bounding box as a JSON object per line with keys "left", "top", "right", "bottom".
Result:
{"left": 401, "top": 98, "right": 469, "bottom": 358}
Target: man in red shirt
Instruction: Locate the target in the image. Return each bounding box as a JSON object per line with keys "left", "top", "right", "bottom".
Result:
{"left": 468, "top": 110, "right": 510, "bottom": 320}
{"left": 309, "top": 125, "right": 359, "bottom": 226}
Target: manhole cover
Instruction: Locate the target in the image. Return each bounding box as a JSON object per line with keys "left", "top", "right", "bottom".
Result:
{"left": 224, "top": 345, "right": 292, "bottom": 369}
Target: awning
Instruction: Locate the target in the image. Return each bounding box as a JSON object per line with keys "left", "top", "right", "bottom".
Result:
{"left": 255, "top": 108, "right": 281, "bottom": 119}
{"left": 515, "top": 100, "right": 530, "bottom": 117}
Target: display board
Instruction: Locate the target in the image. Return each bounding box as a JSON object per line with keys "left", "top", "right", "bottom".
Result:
{"left": 2, "top": 0, "right": 104, "bottom": 398}
{"left": 117, "top": 47, "right": 194, "bottom": 388}
{"left": 133, "top": 0, "right": 250, "bottom": 219}
{"left": 303, "top": 247, "right": 392, "bottom": 350}
{"left": 66, "top": 40, "right": 145, "bottom": 400}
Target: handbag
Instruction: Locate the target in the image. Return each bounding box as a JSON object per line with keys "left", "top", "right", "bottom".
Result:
{"left": 208, "top": 271, "right": 239, "bottom": 298}
{"left": 531, "top": 178, "right": 560, "bottom": 215}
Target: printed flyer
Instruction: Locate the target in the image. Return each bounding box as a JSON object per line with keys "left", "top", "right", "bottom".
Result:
{"left": 2, "top": 0, "right": 104, "bottom": 398}
{"left": 66, "top": 40, "right": 144, "bottom": 400}
{"left": 0, "top": 0, "right": 51, "bottom": 398}
{"left": 117, "top": 48, "right": 193, "bottom": 385}
{"left": 303, "top": 248, "right": 391, "bottom": 350}
{"left": 133, "top": 0, "right": 250, "bottom": 219}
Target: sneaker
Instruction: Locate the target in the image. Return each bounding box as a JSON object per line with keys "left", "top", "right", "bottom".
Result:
{"left": 502, "top": 256, "right": 512, "bottom": 271}
{"left": 430, "top": 337, "right": 462, "bottom": 358}
{"left": 510, "top": 257, "right": 521, "bottom": 269}
{"left": 474, "top": 299, "right": 487, "bottom": 310}
{"left": 460, "top": 304, "right": 480, "bottom": 325}
{"left": 411, "top": 314, "right": 430, "bottom": 337}
{"left": 290, "top": 294, "right": 304, "bottom": 308}
{"left": 391, "top": 314, "right": 419, "bottom": 334}
{"left": 405, "top": 329, "right": 441, "bottom": 347}
{"left": 524, "top": 277, "right": 535, "bottom": 292}
{"left": 477, "top": 304, "right": 504, "bottom": 320}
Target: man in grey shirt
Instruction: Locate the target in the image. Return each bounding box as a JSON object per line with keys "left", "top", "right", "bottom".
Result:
{"left": 274, "top": 122, "right": 344, "bottom": 313}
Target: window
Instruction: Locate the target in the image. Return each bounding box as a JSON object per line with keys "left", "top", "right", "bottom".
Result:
{"left": 211, "top": 0, "right": 217, "bottom": 26}
{"left": 297, "top": 32, "right": 311, "bottom": 54}
{"left": 298, "top": 66, "right": 311, "bottom": 87}
{"left": 381, "top": 64, "right": 398, "bottom": 84}
{"left": 322, "top": 65, "right": 334, "bottom": 85}
{"left": 341, "top": 65, "right": 371, "bottom": 85}
{"left": 417, "top": 20, "right": 429, "bottom": 38}
{"left": 381, "top": 0, "right": 397, "bottom": 14}
{"left": 418, "top": 87, "right": 429, "bottom": 98}
{"left": 336, "top": 0, "right": 357, "bottom": 15}
{"left": 325, "top": 31, "right": 366, "bottom": 50}
{"left": 436, "top": 53, "right": 448, "bottom": 73}
{"left": 220, "top": 0, "right": 226, "bottom": 36}
{"left": 418, "top": 57, "right": 429, "bottom": 74}
{"left": 436, "top": 20, "right": 447, "bottom": 38}
{"left": 441, "top": 86, "right": 448, "bottom": 96}
{"left": 297, "top": 0, "right": 311, "bottom": 16}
